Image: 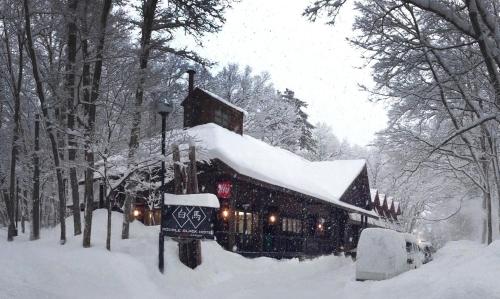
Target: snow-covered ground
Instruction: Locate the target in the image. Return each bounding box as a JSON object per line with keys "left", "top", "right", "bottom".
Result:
{"left": 1, "top": 211, "right": 499, "bottom": 299}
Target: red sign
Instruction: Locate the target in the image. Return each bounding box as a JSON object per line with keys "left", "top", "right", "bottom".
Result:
{"left": 217, "top": 181, "right": 232, "bottom": 199}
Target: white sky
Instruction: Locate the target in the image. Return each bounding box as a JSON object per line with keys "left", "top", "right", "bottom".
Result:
{"left": 190, "top": 0, "right": 388, "bottom": 146}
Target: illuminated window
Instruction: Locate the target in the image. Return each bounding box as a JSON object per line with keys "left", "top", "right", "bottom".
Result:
{"left": 235, "top": 211, "right": 254, "bottom": 234}
{"left": 282, "top": 217, "right": 302, "bottom": 234}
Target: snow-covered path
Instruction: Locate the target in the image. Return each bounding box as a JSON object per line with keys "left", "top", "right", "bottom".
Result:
{"left": 1, "top": 211, "right": 499, "bottom": 299}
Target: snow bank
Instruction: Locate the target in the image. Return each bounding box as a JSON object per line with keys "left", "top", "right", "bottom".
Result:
{"left": 1, "top": 212, "right": 500, "bottom": 299}
{"left": 164, "top": 193, "right": 220, "bottom": 208}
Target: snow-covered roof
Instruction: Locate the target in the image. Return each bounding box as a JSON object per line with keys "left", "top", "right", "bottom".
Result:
{"left": 164, "top": 193, "right": 220, "bottom": 208}
{"left": 387, "top": 196, "right": 394, "bottom": 210}
{"left": 187, "top": 123, "right": 377, "bottom": 217}
{"left": 197, "top": 88, "right": 248, "bottom": 115}
{"left": 370, "top": 189, "right": 378, "bottom": 202}
{"left": 378, "top": 194, "right": 386, "bottom": 207}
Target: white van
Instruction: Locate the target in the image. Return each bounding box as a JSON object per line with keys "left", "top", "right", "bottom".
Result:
{"left": 356, "top": 228, "right": 420, "bottom": 281}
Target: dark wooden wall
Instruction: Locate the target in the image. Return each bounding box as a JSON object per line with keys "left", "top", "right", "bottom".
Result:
{"left": 182, "top": 88, "right": 244, "bottom": 134}
{"left": 339, "top": 166, "right": 371, "bottom": 209}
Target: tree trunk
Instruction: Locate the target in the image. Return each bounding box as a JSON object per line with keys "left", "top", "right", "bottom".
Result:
{"left": 64, "top": 0, "right": 82, "bottom": 236}
{"left": 82, "top": 0, "right": 113, "bottom": 247}
{"left": 485, "top": 190, "right": 493, "bottom": 244}
{"left": 122, "top": 0, "right": 159, "bottom": 239}
{"left": 15, "top": 182, "right": 19, "bottom": 230}
{"left": 24, "top": 0, "right": 66, "bottom": 244}
{"left": 31, "top": 114, "right": 40, "bottom": 240}
{"left": 106, "top": 195, "right": 112, "bottom": 250}
{"left": 104, "top": 156, "right": 112, "bottom": 251}
{"left": 5, "top": 29, "right": 24, "bottom": 241}
{"left": 3, "top": 190, "right": 15, "bottom": 241}
{"left": 20, "top": 187, "right": 26, "bottom": 234}
{"left": 82, "top": 27, "right": 93, "bottom": 247}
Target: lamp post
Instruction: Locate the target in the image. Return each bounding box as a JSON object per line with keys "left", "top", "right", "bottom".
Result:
{"left": 154, "top": 96, "right": 173, "bottom": 273}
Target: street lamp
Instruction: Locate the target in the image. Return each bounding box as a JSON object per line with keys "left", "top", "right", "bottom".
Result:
{"left": 154, "top": 96, "right": 173, "bottom": 274}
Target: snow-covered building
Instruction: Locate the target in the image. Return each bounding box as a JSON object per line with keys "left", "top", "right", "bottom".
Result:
{"left": 93, "top": 70, "right": 402, "bottom": 258}
{"left": 155, "top": 71, "right": 380, "bottom": 258}
{"left": 364, "top": 189, "right": 403, "bottom": 231}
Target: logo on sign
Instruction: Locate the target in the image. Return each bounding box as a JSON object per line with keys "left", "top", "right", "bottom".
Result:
{"left": 172, "top": 206, "right": 191, "bottom": 228}
{"left": 189, "top": 207, "right": 207, "bottom": 229}
{"left": 172, "top": 206, "right": 207, "bottom": 229}
{"left": 217, "top": 181, "right": 232, "bottom": 199}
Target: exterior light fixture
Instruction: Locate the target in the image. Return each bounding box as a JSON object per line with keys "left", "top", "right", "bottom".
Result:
{"left": 317, "top": 223, "right": 323, "bottom": 230}
{"left": 222, "top": 209, "right": 230, "bottom": 219}
{"left": 133, "top": 209, "right": 140, "bottom": 218}
{"left": 152, "top": 95, "right": 174, "bottom": 116}
{"left": 269, "top": 214, "right": 277, "bottom": 224}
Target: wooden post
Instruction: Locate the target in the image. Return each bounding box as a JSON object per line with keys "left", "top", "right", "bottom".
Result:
{"left": 21, "top": 189, "right": 27, "bottom": 234}
{"left": 178, "top": 144, "right": 202, "bottom": 269}
{"left": 172, "top": 144, "right": 182, "bottom": 194}
{"left": 227, "top": 181, "right": 236, "bottom": 251}
{"left": 188, "top": 145, "right": 199, "bottom": 194}
{"left": 15, "top": 178, "right": 19, "bottom": 231}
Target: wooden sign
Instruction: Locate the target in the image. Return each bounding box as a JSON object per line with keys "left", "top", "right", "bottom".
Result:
{"left": 162, "top": 205, "right": 215, "bottom": 239}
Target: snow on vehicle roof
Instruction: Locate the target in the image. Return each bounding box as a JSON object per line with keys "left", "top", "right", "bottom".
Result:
{"left": 370, "top": 189, "right": 378, "bottom": 202}
{"left": 164, "top": 193, "right": 220, "bottom": 208}
{"left": 197, "top": 88, "right": 248, "bottom": 115}
{"left": 403, "top": 233, "right": 419, "bottom": 243}
{"left": 187, "top": 123, "right": 377, "bottom": 217}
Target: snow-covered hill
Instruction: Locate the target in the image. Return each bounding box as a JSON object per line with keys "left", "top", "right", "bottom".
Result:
{"left": 1, "top": 211, "right": 499, "bottom": 299}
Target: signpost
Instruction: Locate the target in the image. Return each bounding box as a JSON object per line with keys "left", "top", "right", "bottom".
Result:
{"left": 159, "top": 193, "right": 220, "bottom": 271}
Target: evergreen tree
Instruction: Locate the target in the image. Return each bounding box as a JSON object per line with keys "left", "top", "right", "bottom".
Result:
{"left": 280, "top": 89, "right": 316, "bottom": 152}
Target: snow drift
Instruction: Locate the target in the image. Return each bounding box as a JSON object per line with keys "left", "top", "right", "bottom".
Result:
{"left": 1, "top": 211, "right": 499, "bottom": 299}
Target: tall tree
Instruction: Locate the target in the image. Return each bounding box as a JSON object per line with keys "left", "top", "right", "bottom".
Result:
{"left": 305, "top": 0, "right": 500, "bottom": 244}
{"left": 122, "top": 0, "right": 232, "bottom": 239}
{"left": 64, "top": 0, "right": 81, "bottom": 236}
{"left": 2, "top": 15, "right": 24, "bottom": 241}
{"left": 23, "top": 0, "right": 67, "bottom": 244}
{"left": 82, "top": 0, "right": 113, "bottom": 248}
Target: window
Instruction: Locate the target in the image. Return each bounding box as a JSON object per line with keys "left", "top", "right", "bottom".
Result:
{"left": 214, "top": 108, "right": 230, "bottom": 127}
{"left": 281, "top": 217, "right": 302, "bottom": 234}
{"left": 235, "top": 211, "right": 255, "bottom": 234}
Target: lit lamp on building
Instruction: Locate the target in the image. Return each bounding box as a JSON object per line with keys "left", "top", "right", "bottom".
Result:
{"left": 153, "top": 94, "right": 173, "bottom": 274}
{"left": 269, "top": 214, "right": 277, "bottom": 224}
{"left": 133, "top": 208, "right": 140, "bottom": 218}
{"left": 222, "top": 208, "right": 230, "bottom": 219}
{"left": 317, "top": 218, "right": 325, "bottom": 231}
